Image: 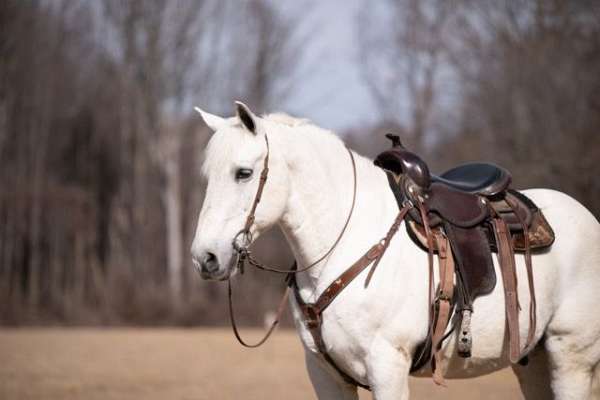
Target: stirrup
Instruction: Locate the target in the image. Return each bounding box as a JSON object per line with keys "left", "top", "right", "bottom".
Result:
{"left": 457, "top": 309, "right": 473, "bottom": 358}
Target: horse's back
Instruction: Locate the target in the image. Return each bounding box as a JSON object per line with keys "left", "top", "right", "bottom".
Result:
{"left": 522, "top": 188, "right": 598, "bottom": 225}
{"left": 522, "top": 187, "right": 600, "bottom": 293}
{"left": 522, "top": 188, "right": 600, "bottom": 271}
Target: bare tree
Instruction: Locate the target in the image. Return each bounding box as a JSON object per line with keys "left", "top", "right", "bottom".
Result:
{"left": 1, "top": 0, "right": 307, "bottom": 324}
{"left": 447, "top": 1, "right": 600, "bottom": 209}
{"left": 356, "top": 0, "right": 600, "bottom": 218}
{"left": 358, "top": 0, "right": 453, "bottom": 152}
{"left": 101, "top": 0, "right": 304, "bottom": 305}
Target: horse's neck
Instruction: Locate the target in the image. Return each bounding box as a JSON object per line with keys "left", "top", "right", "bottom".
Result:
{"left": 273, "top": 129, "right": 396, "bottom": 295}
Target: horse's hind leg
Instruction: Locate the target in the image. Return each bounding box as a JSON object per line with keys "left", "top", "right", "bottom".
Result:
{"left": 511, "top": 339, "right": 598, "bottom": 399}
{"left": 545, "top": 333, "right": 598, "bottom": 400}
{"left": 539, "top": 192, "right": 600, "bottom": 399}
{"left": 511, "top": 344, "right": 553, "bottom": 399}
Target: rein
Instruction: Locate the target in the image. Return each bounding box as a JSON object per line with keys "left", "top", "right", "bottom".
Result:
{"left": 232, "top": 134, "right": 358, "bottom": 275}
{"left": 228, "top": 134, "right": 358, "bottom": 347}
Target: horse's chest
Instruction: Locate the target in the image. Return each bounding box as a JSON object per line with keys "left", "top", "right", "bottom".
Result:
{"left": 310, "top": 308, "right": 370, "bottom": 382}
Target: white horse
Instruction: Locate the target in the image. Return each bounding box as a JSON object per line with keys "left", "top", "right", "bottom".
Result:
{"left": 191, "top": 102, "right": 600, "bottom": 400}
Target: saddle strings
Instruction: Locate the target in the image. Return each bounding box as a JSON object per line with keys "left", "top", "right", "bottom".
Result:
{"left": 505, "top": 196, "right": 536, "bottom": 356}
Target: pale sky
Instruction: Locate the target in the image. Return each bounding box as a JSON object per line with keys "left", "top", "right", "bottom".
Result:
{"left": 276, "top": 0, "right": 379, "bottom": 133}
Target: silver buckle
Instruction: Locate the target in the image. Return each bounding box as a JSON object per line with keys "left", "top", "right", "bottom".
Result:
{"left": 232, "top": 229, "right": 253, "bottom": 254}
{"left": 402, "top": 198, "right": 414, "bottom": 209}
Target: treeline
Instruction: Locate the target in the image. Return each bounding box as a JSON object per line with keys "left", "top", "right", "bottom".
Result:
{"left": 1, "top": 0, "right": 599, "bottom": 326}
{"left": 0, "top": 0, "right": 298, "bottom": 325}
{"left": 352, "top": 0, "right": 600, "bottom": 211}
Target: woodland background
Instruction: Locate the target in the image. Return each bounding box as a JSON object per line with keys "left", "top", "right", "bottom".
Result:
{"left": 1, "top": 0, "right": 599, "bottom": 326}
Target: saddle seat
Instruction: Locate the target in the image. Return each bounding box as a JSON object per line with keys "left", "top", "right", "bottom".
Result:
{"left": 432, "top": 163, "right": 512, "bottom": 197}
{"left": 375, "top": 134, "right": 511, "bottom": 197}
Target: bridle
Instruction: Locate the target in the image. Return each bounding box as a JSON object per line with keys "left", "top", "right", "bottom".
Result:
{"left": 228, "top": 133, "right": 358, "bottom": 347}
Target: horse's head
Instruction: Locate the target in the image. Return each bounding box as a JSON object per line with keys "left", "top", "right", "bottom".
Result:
{"left": 191, "top": 102, "right": 289, "bottom": 280}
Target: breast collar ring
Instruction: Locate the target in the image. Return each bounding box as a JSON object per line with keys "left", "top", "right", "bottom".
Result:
{"left": 232, "top": 229, "right": 253, "bottom": 274}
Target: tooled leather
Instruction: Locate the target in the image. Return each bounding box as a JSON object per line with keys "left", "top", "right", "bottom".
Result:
{"left": 392, "top": 174, "right": 489, "bottom": 229}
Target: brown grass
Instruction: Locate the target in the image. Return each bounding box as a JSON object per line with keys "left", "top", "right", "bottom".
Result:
{"left": 0, "top": 328, "right": 521, "bottom": 399}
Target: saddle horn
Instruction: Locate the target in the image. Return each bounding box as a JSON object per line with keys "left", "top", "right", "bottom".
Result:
{"left": 375, "top": 135, "right": 431, "bottom": 189}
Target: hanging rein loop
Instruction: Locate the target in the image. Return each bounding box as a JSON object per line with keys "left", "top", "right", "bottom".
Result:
{"left": 228, "top": 133, "right": 358, "bottom": 347}
{"left": 228, "top": 277, "right": 291, "bottom": 348}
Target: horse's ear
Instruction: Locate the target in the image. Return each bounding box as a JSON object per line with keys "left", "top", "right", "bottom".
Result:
{"left": 194, "top": 107, "right": 225, "bottom": 132}
{"left": 235, "top": 101, "right": 258, "bottom": 135}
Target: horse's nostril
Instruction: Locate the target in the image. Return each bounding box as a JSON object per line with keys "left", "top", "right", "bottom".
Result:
{"left": 201, "top": 252, "right": 219, "bottom": 273}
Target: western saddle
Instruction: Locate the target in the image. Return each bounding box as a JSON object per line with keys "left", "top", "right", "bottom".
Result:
{"left": 375, "top": 134, "right": 555, "bottom": 384}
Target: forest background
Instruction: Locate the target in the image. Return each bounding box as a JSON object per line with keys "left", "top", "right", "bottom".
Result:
{"left": 1, "top": 0, "right": 599, "bottom": 326}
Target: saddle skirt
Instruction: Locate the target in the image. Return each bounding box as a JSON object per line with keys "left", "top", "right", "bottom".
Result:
{"left": 406, "top": 192, "right": 555, "bottom": 253}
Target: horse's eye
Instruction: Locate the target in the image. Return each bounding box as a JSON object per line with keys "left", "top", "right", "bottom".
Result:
{"left": 235, "top": 168, "right": 253, "bottom": 181}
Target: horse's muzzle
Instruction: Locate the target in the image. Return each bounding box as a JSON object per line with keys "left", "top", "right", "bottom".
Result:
{"left": 192, "top": 250, "right": 236, "bottom": 281}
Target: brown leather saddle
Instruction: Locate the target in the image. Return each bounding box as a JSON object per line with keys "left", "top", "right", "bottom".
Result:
{"left": 375, "top": 134, "right": 555, "bottom": 379}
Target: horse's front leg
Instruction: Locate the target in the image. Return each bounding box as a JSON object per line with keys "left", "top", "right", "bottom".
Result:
{"left": 367, "top": 338, "right": 411, "bottom": 400}
{"left": 304, "top": 350, "right": 358, "bottom": 400}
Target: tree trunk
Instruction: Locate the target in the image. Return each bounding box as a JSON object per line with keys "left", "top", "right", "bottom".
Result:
{"left": 163, "top": 155, "right": 183, "bottom": 306}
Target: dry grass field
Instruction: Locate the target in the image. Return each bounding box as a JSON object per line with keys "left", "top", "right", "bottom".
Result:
{"left": 0, "top": 328, "right": 521, "bottom": 400}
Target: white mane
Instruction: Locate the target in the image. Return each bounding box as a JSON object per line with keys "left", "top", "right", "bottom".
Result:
{"left": 263, "top": 113, "right": 310, "bottom": 127}
{"left": 261, "top": 112, "right": 348, "bottom": 156}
